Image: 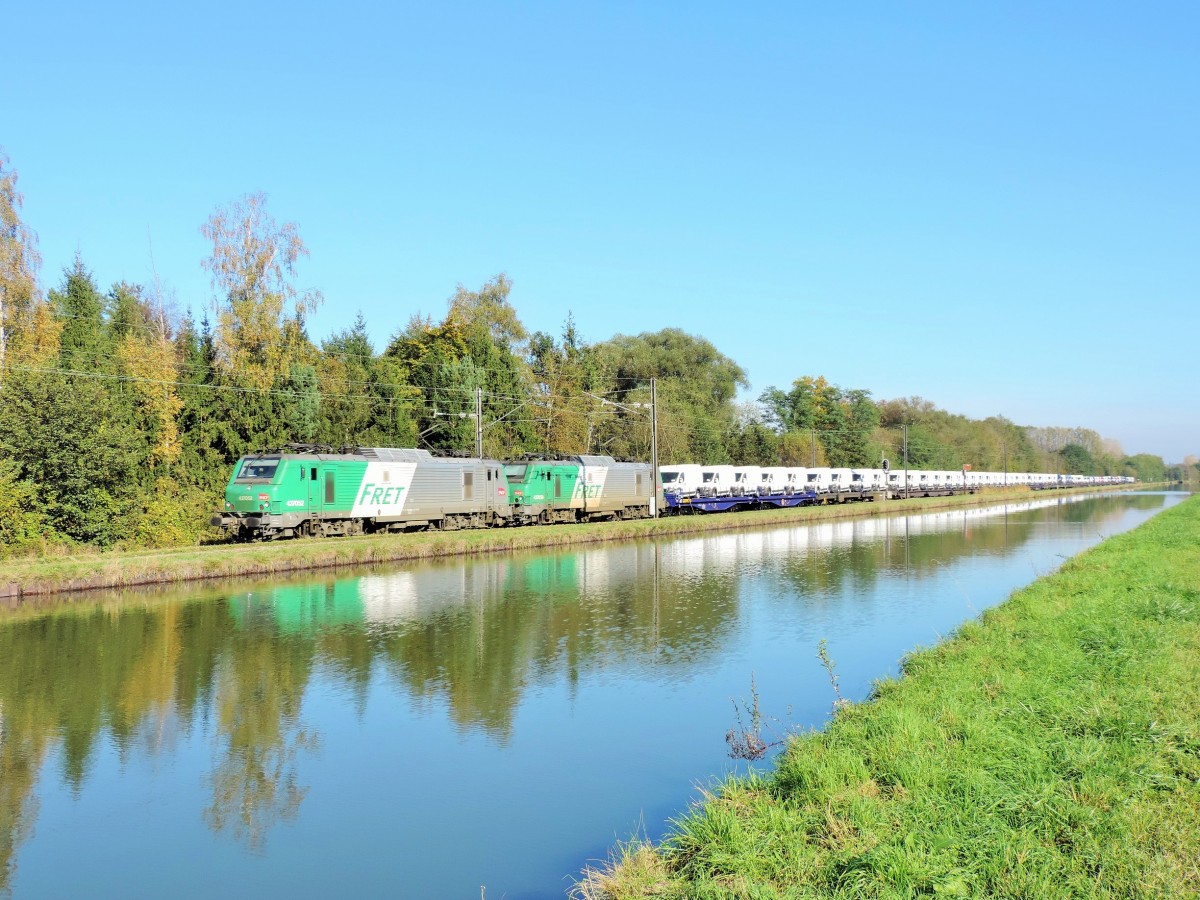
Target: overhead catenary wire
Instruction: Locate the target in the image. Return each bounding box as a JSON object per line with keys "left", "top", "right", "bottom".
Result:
{"left": 1, "top": 354, "right": 1057, "bottom": 469}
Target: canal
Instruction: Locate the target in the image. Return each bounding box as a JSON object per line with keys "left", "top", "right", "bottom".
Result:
{"left": 0, "top": 491, "right": 1183, "bottom": 898}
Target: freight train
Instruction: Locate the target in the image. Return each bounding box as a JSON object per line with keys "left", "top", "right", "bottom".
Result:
{"left": 210, "top": 446, "right": 654, "bottom": 540}
{"left": 211, "top": 445, "right": 1134, "bottom": 541}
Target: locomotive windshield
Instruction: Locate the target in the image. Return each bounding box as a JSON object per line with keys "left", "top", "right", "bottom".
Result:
{"left": 661, "top": 472, "right": 680, "bottom": 483}
{"left": 503, "top": 464, "right": 528, "bottom": 481}
{"left": 236, "top": 457, "right": 281, "bottom": 482}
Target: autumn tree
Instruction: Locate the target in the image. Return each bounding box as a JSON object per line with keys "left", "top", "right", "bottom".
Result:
{"left": 528, "top": 313, "right": 610, "bottom": 454}
{"left": 0, "top": 151, "right": 41, "bottom": 371}
{"left": 201, "top": 193, "right": 322, "bottom": 389}
{"left": 385, "top": 276, "right": 538, "bottom": 455}
{"left": 760, "top": 376, "right": 879, "bottom": 466}
{"left": 447, "top": 272, "right": 527, "bottom": 350}
{"left": 445, "top": 274, "right": 536, "bottom": 455}
{"left": 111, "top": 282, "right": 183, "bottom": 465}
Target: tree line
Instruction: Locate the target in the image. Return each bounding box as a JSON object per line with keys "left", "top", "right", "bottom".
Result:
{"left": 0, "top": 153, "right": 1187, "bottom": 555}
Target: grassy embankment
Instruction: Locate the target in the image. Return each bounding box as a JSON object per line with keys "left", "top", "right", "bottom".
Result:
{"left": 1, "top": 484, "right": 1143, "bottom": 597}
{"left": 577, "top": 494, "right": 1200, "bottom": 899}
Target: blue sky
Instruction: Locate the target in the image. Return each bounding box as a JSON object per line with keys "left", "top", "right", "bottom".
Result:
{"left": 6, "top": 2, "right": 1197, "bottom": 461}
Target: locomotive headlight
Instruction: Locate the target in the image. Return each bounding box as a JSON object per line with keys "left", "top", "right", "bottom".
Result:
{"left": 225, "top": 502, "right": 232, "bottom": 510}
{"left": 259, "top": 503, "right": 267, "bottom": 511}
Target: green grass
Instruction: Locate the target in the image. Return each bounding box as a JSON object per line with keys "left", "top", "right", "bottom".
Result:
{"left": 0, "top": 484, "right": 1137, "bottom": 597}
{"left": 576, "top": 494, "right": 1200, "bottom": 900}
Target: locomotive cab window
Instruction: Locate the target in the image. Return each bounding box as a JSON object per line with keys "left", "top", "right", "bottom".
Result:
{"left": 236, "top": 458, "right": 280, "bottom": 482}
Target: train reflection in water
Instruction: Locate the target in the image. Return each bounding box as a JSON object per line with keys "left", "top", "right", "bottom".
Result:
{"left": 0, "top": 491, "right": 1170, "bottom": 899}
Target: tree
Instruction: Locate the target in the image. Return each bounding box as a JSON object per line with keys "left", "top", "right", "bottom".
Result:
{"left": 386, "top": 315, "right": 474, "bottom": 451}
{"left": 591, "top": 328, "right": 747, "bottom": 461}
{"left": 724, "top": 410, "right": 780, "bottom": 466}
{"left": 317, "top": 313, "right": 378, "bottom": 444}
{"left": 384, "top": 278, "right": 540, "bottom": 456}
{"left": 284, "top": 363, "right": 320, "bottom": 442}
{"left": 201, "top": 193, "right": 322, "bottom": 389}
{"left": 446, "top": 272, "right": 527, "bottom": 350}
{"left": 0, "top": 369, "right": 148, "bottom": 546}
{"left": 445, "top": 274, "right": 536, "bottom": 455}
{"left": 760, "top": 376, "right": 879, "bottom": 466}
{"left": 1123, "top": 453, "right": 1166, "bottom": 483}
{"left": 0, "top": 460, "right": 47, "bottom": 554}
{"left": 1059, "top": 443, "right": 1095, "bottom": 475}
{"left": 528, "top": 314, "right": 613, "bottom": 454}
{"left": 0, "top": 151, "right": 41, "bottom": 370}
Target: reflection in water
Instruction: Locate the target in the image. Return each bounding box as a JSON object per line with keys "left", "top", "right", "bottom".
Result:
{"left": 203, "top": 617, "right": 319, "bottom": 851}
{"left": 0, "top": 492, "right": 1172, "bottom": 895}
{"left": 360, "top": 546, "right": 740, "bottom": 739}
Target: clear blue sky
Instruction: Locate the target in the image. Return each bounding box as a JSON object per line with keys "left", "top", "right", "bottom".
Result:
{"left": 6, "top": 2, "right": 1197, "bottom": 461}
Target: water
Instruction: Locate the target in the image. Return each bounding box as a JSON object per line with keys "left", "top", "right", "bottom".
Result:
{"left": 0, "top": 491, "right": 1182, "bottom": 898}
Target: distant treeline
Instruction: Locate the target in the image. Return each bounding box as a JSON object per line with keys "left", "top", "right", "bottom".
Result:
{"left": 0, "top": 159, "right": 1187, "bottom": 555}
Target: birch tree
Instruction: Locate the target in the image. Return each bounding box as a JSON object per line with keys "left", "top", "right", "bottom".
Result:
{"left": 201, "top": 193, "right": 322, "bottom": 389}
{"left": 0, "top": 152, "right": 42, "bottom": 371}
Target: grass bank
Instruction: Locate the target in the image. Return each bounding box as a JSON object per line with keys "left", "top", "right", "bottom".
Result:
{"left": 577, "top": 494, "right": 1200, "bottom": 899}
{"left": 1, "top": 484, "right": 1144, "bottom": 598}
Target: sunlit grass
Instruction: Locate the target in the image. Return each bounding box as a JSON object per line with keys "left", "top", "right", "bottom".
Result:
{"left": 575, "top": 494, "right": 1200, "bottom": 899}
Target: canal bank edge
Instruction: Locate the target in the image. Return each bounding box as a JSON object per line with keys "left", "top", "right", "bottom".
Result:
{"left": 1, "top": 483, "right": 1163, "bottom": 599}
{"left": 575, "top": 492, "right": 1200, "bottom": 900}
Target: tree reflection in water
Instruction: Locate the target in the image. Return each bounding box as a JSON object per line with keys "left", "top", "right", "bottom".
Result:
{"left": 0, "top": 491, "right": 1168, "bottom": 892}
{"left": 202, "top": 624, "right": 320, "bottom": 852}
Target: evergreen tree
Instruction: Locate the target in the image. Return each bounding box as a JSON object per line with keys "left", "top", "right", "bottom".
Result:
{"left": 52, "top": 256, "right": 108, "bottom": 372}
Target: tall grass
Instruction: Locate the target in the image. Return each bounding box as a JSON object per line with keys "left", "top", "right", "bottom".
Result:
{"left": 576, "top": 494, "right": 1200, "bottom": 899}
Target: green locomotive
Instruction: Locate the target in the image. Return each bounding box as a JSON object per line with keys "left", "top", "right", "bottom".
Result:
{"left": 503, "top": 455, "right": 654, "bottom": 525}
